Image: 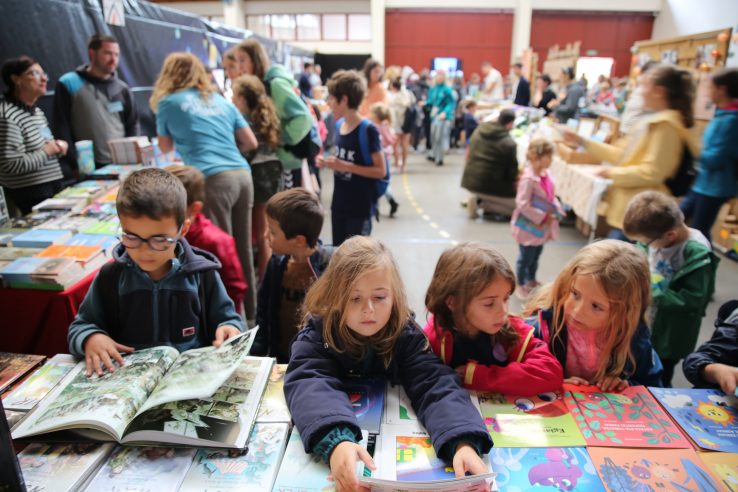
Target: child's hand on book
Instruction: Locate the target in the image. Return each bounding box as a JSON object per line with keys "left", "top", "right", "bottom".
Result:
{"left": 453, "top": 443, "right": 489, "bottom": 486}
{"left": 703, "top": 363, "right": 738, "bottom": 395}
{"left": 329, "top": 441, "right": 375, "bottom": 492}
{"left": 213, "top": 325, "right": 241, "bottom": 348}
{"left": 596, "top": 375, "right": 628, "bottom": 392}
{"left": 563, "top": 376, "right": 589, "bottom": 386}
{"left": 83, "top": 333, "right": 134, "bottom": 377}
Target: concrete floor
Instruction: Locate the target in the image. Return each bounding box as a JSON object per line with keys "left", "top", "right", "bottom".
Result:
{"left": 315, "top": 149, "right": 738, "bottom": 388}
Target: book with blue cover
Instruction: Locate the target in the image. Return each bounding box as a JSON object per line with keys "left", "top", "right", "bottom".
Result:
{"left": 650, "top": 387, "right": 738, "bottom": 453}
{"left": 11, "top": 229, "right": 74, "bottom": 248}
{"left": 346, "top": 377, "right": 385, "bottom": 435}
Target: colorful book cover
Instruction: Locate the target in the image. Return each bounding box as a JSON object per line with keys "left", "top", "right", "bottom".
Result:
{"left": 478, "top": 391, "right": 586, "bottom": 448}
{"left": 376, "top": 426, "right": 454, "bottom": 482}
{"left": 17, "top": 442, "right": 115, "bottom": 492}
{"left": 256, "top": 364, "right": 290, "bottom": 423}
{"left": 563, "top": 385, "right": 689, "bottom": 448}
{"left": 346, "top": 377, "right": 385, "bottom": 434}
{"left": 81, "top": 218, "right": 120, "bottom": 236}
{"left": 179, "top": 422, "right": 289, "bottom": 491}
{"left": 0, "top": 247, "right": 42, "bottom": 261}
{"left": 489, "top": 447, "right": 606, "bottom": 491}
{"left": 35, "top": 244, "right": 103, "bottom": 265}
{"left": 384, "top": 383, "right": 419, "bottom": 425}
{"left": 650, "top": 387, "right": 738, "bottom": 453}
{"left": 3, "top": 354, "right": 76, "bottom": 411}
{"left": 84, "top": 446, "right": 196, "bottom": 492}
{"left": 273, "top": 428, "right": 368, "bottom": 492}
{"left": 699, "top": 452, "right": 738, "bottom": 491}
{"left": 0, "top": 353, "right": 45, "bottom": 393}
{"left": 588, "top": 447, "right": 722, "bottom": 492}
{"left": 11, "top": 229, "right": 74, "bottom": 248}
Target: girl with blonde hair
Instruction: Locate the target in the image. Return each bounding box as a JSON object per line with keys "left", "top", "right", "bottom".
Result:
{"left": 523, "top": 240, "right": 663, "bottom": 391}
{"left": 284, "top": 236, "right": 492, "bottom": 491}
{"left": 151, "top": 52, "right": 259, "bottom": 322}
{"left": 424, "top": 242, "right": 562, "bottom": 395}
{"left": 232, "top": 74, "right": 283, "bottom": 279}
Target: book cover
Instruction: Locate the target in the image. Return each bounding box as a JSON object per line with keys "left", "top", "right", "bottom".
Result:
{"left": 478, "top": 391, "right": 586, "bottom": 448}
{"left": 179, "top": 422, "right": 289, "bottom": 491}
{"left": 35, "top": 244, "right": 104, "bottom": 267}
{"left": 89, "top": 164, "right": 144, "bottom": 181}
{"left": 10, "top": 229, "right": 74, "bottom": 248}
{"left": 367, "top": 425, "right": 496, "bottom": 490}
{"left": 563, "top": 385, "right": 689, "bottom": 448}
{"left": 31, "top": 197, "right": 86, "bottom": 213}
{"left": 64, "top": 233, "right": 118, "bottom": 252}
{"left": 81, "top": 218, "right": 120, "bottom": 236}
{"left": 3, "top": 354, "right": 77, "bottom": 411}
{"left": 650, "top": 387, "right": 738, "bottom": 453}
{"left": 84, "top": 445, "right": 196, "bottom": 492}
{"left": 255, "top": 364, "right": 290, "bottom": 423}
{"left": 0, "top": 247, "right": 42, "bottom": 261}
{"left": 588, "top": 447, "right": 722, "bottom": 492}
{"left": 0, "top": 353, "right": 46, "bottom": 394}
{"left": 273, "top": 428, "right": 369, "bottom": 492}
{"left": 17, "top": 442, "right": 115, "bottom": 492}
{"left": 698, "top": 452, "right": 738, "bottom": 491}
{"left": 384, "top": 384, "right": 480, "bottom": 428}
{"left": 12, "top": 329, "right": 267, "bottom": 448}
{"left": 489, "top": 447, "right": 605, "bottom": 491}
{"left": 346, "top": 377, "right": 385, "bottom": 434}
{"left": 37, "top": 215, "right": 100, "bottom": 234}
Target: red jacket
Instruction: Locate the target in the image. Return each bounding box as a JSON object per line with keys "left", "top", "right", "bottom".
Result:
{"left": 423, "top": 314, "right": 563, "bottom": 395}
{"left": 185, "top": 213, "right": 247, "bottom": 313}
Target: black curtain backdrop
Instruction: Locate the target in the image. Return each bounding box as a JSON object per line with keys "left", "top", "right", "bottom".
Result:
{"left": 0, "top": 0, "right": 310, "bottom": 137}
{"left": 314, "top": 53, "right": 371, "bottom": 82}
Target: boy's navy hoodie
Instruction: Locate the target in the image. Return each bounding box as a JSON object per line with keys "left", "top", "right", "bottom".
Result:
{"left": 68, "top": 238, "right": 243, "bottom": 357}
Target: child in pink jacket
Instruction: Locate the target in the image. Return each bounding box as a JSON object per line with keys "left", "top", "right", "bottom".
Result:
{"left": 511, "top": 138, "right": 564, "bottom": 300}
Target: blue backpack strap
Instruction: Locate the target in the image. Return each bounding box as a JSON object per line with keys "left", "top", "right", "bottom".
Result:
{"left": 357, "top": 119, "right": 372, "bottom": 165}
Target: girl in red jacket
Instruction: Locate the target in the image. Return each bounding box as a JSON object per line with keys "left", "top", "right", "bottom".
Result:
{"left": 423, "top": 242, "right": 563, "bottom": 395}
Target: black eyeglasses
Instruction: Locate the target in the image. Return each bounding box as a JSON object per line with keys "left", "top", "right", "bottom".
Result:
{"left": 120, "top": 229, "right": 180, "bottom": 251}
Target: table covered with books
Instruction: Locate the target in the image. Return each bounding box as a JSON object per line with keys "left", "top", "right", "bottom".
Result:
{"left": 4, "top": 329, "right": 738, "bottom": 492}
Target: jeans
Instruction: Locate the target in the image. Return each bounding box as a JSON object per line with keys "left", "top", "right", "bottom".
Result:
{"left": 516, "top": 244, "right": 543, "bottom": 286}
{"left": 332, "top": 213, "right": 372, "bottom": 246}
{"left": 429, "top": 118, "right": 451, "bottom": 163}
{"left": 680, "top": 190, "right": 729, "bottom": 243}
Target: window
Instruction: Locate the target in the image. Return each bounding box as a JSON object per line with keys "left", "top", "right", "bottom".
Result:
{"left": 322, "top": 14, "right": 347, "bottom": 40}
{"left": 297, "top": 14, "right": 321, "bottom": 40}
{"left": 246, "top": 15, "right": 271, "bottom": 37}
{"left": 271, "top": 14, "right": 296, "bottom": 40}
{"left": 347, "top": 14, "right": 371, "bottom": 41}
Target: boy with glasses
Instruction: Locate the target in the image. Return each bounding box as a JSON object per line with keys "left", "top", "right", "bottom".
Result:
{"left": 68, "top": 168, "right": 243, "bottom": 377}
{"left": 623, "top": 190, "right": 719, "bottom": 387}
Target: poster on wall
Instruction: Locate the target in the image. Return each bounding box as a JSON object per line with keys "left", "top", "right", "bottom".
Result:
{"left": 103, "top": 0, "right": 125, "bottom": 27}
{"left": 728, "top": 25, "right": 738, "bottom": 68}
{"left": 695, "top": 43, "right": 717, "bottom": 68}
{"left": 660, "top": 48, "right": 679, "bottom": 65}
{"left": 695, "top": 72, "right": 717, "bottom": 120}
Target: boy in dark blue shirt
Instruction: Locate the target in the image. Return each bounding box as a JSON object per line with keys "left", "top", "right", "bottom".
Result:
{"left": 317, "top": 70, "right": 385, "bottom": 246}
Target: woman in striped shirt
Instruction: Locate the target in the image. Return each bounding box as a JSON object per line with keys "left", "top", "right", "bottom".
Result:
{"left": 1, "top": 56, "right": 66, "bottom": 214}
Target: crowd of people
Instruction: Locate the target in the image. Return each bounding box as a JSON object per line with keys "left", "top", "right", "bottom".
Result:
{"left": 1, "top": 31, "right": 738, "bottom": 491}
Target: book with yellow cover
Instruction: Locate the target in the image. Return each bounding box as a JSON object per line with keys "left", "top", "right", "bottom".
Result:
{"left": 35, "top": 244, "right": 105, "bottom": 267}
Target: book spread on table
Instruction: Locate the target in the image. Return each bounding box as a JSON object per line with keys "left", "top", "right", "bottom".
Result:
{"left": 272, "top": 427, "right": 369, "bottom": 492}
{"left": 587, "top": 447, "right": 721, "bottom": 492}
{"left": 0, "top": 353, "right": 46, "bottom": 394}
{"left": 17, "top": 442, "right": 115, "bottom": 492}
{"left": 650, "top": 387, "right": 738, "bottom": 453}
{"left": 179, "top": 422, "right": 289, "bottom": 491}
{"left": 488, "top": 447, "right": 605, "bottom": 491}
{"left": 478, "top": 390, "right": 585, "bottom": 448}
{"left": 384, "top": 383, "right": 481, "bottom": 427}
{"left": 3, "top": 354, "right": 76, "bottom": 411}
{"left": 698, "top": 451, "right": 738, "bottom": 492}
{"left": 563, "top": 385, "right": 689, "bottom": 448}
{"left": 367, "top": 424, "right": 496, "bottom": 491}
{"left": 255, "top": 364, "right": 290, "bottom": 423}
{"left": 12, "top": 329, "right": 271, "bottom": 447}
{"left": 84, "top": 445, "right": 196, "bottom": 492}
{"left": 347, "top": 377, "right": 385, "bottom": 435}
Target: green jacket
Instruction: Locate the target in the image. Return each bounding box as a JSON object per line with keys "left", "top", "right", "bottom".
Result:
{"left": 641, "top": 240, "right": 719, "bottom": 361}
{"left": 461, "top": 122, "right": 518, "bottom": 198}
{"left": 264, "top": 64, "right": 313, "bottom": 170}
{"left": 427, "top": 83, "right": 455, "bottom": 120}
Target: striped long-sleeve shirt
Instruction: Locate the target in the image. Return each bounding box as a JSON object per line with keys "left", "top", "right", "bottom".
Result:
{"left": 0, "top": 98, "right": 63, "bottom": 189}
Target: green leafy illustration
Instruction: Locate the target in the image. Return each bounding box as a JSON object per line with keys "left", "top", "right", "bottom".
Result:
{"left": 611, "top": 437, "right": 623, "bottom": 444}
{"left": 595, "top": 432, "right": 606, "bottom": 441}
{"left": 642, "top": 432, "right": 655, "bottom": 437}
{"left": 647, "top": 438, "right": 659, "bottom": 445}
{"left": 583, "top": 429, "right": 593, "bottom": 438}
{"left": 591, "top": 420, "right": 601, "bottom": 430}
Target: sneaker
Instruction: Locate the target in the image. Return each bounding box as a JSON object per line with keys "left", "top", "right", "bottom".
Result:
{"left": 389, "top": 198, "right": 399, "bottom": 218}
{"left": 374, "top": 208, "right": 380, "bottom": 222}
{"left": 526, "top": 280, "right": 542, "bottom": 291}
{"left": 436, "top": 160, "right": 444, "bottom": 166}
{"left": 515, "top": 284, "right": 532, "bottom": 301}
{"left": 426, "top": 155, "right": 436, "bottom": 163}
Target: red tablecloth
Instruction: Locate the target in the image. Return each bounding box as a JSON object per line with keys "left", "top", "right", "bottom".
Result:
{"left": 0, "top": 271, "right": 97, "bottom": 357}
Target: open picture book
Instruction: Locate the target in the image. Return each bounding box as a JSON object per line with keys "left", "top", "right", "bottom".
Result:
{"left": 13, "top": 328, "right": 272, "bottom": 448}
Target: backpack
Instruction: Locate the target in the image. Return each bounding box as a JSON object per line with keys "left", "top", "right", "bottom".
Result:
{"left": 335, "top": 118, "right": 390, "bottom": 201}
{"left": 265, "top": 79, "right": 322, "bottom": 160}
{"left": 665, "top": 144, "right": 696, "bottom": 197}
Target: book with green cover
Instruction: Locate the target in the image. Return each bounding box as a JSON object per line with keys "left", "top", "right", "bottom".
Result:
{"left": 478, "top": 391, "right": 585, "bottom": 448}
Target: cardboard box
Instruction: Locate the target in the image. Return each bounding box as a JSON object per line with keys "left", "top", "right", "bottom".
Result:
{"left": 556, "top": 142, "right": 601, "bottom": 164}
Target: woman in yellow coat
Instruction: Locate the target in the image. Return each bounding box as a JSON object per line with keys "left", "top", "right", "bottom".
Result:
{"left": 565, "top": 65, "right": 699, "bottom": 238}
